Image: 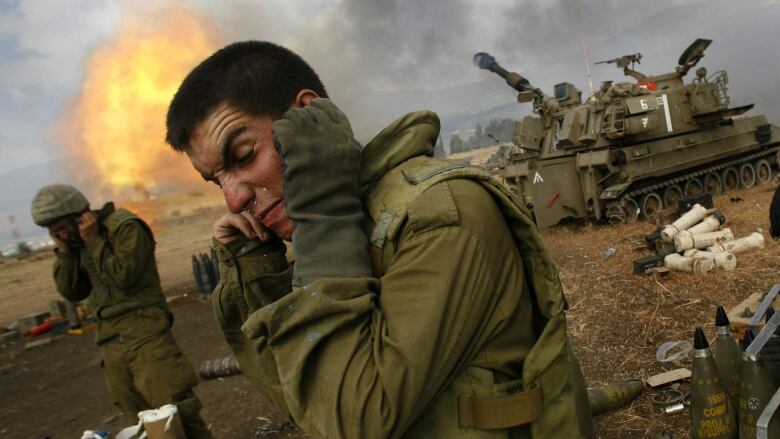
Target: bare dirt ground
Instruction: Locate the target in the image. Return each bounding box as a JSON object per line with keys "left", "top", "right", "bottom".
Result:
{"left": 1, "top": 183, "right": 778, "bottom": 438}
{"left": 0, "top": 294, "right": 302, "bottom": 439}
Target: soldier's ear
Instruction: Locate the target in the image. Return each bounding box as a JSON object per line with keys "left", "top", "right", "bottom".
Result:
{"left": 293, "top": 89, "right": 320, "bottom": 108}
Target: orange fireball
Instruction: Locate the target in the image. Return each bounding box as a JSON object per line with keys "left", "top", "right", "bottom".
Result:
{"left": 61, "top": 7, "right": 221, "bottom": 197}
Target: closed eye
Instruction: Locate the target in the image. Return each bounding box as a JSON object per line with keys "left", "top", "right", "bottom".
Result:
{"left": 236, "top": 148, "right": 255, "bottom": 166}
{"left": 200, "top": 173, "right": 221, "bottom": 187}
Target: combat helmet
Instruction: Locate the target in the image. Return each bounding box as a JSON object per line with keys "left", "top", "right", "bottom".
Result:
{"left": 30, "top": 184, "right": 89, "bottom": 226}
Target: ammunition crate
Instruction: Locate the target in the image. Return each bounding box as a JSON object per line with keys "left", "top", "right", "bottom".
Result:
{"left": 634, "top": 255, "right": 664, "bottom": 275}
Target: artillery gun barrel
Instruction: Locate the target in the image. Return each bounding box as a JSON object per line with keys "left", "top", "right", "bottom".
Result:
{"left": 473, "top": 52, "right": 541, "bottom": 96}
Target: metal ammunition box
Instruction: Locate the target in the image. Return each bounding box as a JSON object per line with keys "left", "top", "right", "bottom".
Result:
{"left": 634, "top": 255, "right": 664, "bottom": 275}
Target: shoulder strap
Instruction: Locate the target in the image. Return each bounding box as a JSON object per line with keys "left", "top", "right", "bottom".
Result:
{"left": 103, "top": 208, "right": 156, "bottom": 246}
{"left": 365, "top": 155, "right": 557, "bottom": 281}
{"left": 365, "top": 156, "right": 469, "bottom": 274}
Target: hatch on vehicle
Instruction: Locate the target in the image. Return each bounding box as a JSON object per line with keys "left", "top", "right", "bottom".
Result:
{"left": 677, "top": 39, "right": 712, "bottom": 74}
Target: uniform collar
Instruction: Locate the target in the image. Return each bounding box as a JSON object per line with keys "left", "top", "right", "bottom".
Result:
{"left": 359, "top": 111, "right": 440, "bottom": 194}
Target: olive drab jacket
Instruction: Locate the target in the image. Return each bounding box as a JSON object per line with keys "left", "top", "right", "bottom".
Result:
{"left": 53, "top": 203, "right": 168, "bottom": 345}
{"left": 211, "top": 111, "right": 585, "bottom": 438}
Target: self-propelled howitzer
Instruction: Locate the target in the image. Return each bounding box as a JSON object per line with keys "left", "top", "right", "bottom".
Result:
{"left": 475, "top": 39, "right": 780, "bottom": 228}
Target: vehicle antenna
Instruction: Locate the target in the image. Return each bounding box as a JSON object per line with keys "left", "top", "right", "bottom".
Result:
{"left": 576, "top": 0, "right": 594, "bottom": 95}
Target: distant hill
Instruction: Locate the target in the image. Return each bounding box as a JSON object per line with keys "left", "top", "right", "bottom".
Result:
{"left": 350, "top": 78, "right": 526, "bottom": 149}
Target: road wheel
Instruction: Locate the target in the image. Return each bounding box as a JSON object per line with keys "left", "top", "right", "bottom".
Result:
{"left": 663, "top": 185, "right": 683, "bottom": 209}
{"left": 721, "top": 167, "right": 739, "bottom": 191}
{"left": 623, "top": 198, "right": 639, "bottom": 223}
{"left": 703, "top": 173, "right": 722, "bottom": 195}
{"left": 641, "top": 192, "right": 663, "bottom": 219}
{"left": 755, "top": 159, "right": 772, "bottom": 185}
{"left": 739, "top": 162, "right": 756, "bottom": 189}
{"left": 605, "top": 203, "right": 625, "bottom": 224}
{"left": 684, "top": 178, "right": 704, "bottom": 196}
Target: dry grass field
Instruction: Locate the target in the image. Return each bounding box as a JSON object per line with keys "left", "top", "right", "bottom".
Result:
{"left": 549, "top": 184, "right": 780, "bottom": 437}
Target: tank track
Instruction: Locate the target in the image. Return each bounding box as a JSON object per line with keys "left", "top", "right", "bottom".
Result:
{"left": 621, "top": 144, "right": 780, "bottom": 203}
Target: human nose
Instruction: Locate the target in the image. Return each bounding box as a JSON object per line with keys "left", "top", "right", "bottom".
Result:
{"left": 219, "top": 175, "right": 253, "bottom": 214}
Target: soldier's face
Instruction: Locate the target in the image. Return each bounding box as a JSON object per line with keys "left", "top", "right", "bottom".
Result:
{"left": 47, "top": 217, "right": 81, "bottom": 247}
{"left": 186, "top": 103, "right": 293, "bottom": 240}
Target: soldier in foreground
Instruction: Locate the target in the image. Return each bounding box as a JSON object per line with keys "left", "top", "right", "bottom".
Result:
{"left": 30, "top": 184, "right": 211, "bottom": 438}
{"left": 166, "top": 41, "right": 588, "bottom": 438}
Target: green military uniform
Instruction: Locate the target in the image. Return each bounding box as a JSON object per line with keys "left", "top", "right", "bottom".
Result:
{"left": 53, "top": 203, "right": 210, "bottom": 438}
{"left": 212, "top": 111, "right": 585, "bottom": 438}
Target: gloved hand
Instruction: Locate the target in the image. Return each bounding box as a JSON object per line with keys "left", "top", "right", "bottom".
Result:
{"left": 272, "top": 98, "right": 370, "bottom": 286}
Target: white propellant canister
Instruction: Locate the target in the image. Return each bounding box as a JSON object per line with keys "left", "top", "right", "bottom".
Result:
{"left": 664, "top": 254, "right": 716, "bottom": 274}
{"left": 661, "top": 204, "right": 709, "bottom": 242}
{"left": 674, "top": 228, "right": 734, "bottom": 252}
{"left": 682, "top": 249, "right": 738, "bottom": 271}
{"left": 685, "top": 211, "right": 726, "bottom": 235}
{"left": 706, "top": 232, "right": 765, "bottom": 254}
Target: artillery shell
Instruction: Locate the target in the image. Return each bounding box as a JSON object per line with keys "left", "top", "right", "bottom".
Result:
{"left": 690, "top": 327, "right": 737, "bottom": 438}
{"left": 587, "top": 380, "right": 645, "bottom": 415}
{"left": 712, "top": 306, "right": 742, "bottom": 411}
{"left": 197, "top": 356, "right": 242, "bottom": 380}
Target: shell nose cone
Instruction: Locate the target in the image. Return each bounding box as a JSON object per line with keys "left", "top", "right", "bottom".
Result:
{"left": 742, "top": 329, "right": 755, "bottom": 350}
{"left": 694, "top": 327, "right": 709, "bottom": 349}
{"left": 715, "top": 305, "right": 730, "bottom": 327}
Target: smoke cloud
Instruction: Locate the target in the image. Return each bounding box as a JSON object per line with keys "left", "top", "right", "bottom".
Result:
{"left": 200, "top": 0, "right": 780, "bottom": 137}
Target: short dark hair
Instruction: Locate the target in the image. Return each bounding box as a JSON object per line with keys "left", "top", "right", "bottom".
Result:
{"left": 165, "top": 41, "right": 328, "bottom": 150}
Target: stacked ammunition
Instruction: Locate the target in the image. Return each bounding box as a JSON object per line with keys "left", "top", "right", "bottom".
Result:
{"left": 690, "top": 306, "right": 779, "bottom": 438}
{"left": 191, "top": 248, "right": 220, "bottom": 295}
{"left": 644, "top": 203, "right": 766, "bottom": 274}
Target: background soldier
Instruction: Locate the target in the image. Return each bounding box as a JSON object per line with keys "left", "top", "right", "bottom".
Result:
{"left": 30, "top": 184, "right": 211, "bottom": 439}
{"left": 770, "top": 183, "right": 780, "bottom": 238}
{"left": 166, "top": 41, "right": 588, "bottom": 438}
